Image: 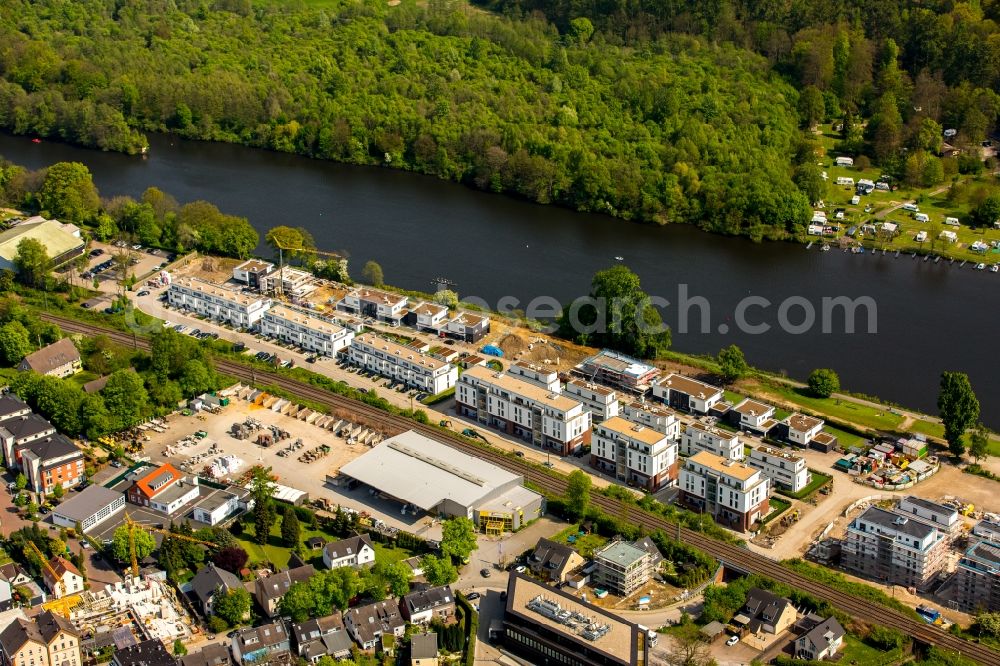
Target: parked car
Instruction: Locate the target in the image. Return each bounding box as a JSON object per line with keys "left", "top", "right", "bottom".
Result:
{"left": 466, "top": 592, "right": 481, "bottom": 600}
{"left": 480, "top": 568, "right": 491, "bottom": 578}
{"left": 726, "top": 635, "right": 740, "bottom": 647}
{"left": 132, "top": 244, "right": 142, "bottom": 250}
{"left": 89, "top": 248, "right": 104, "bottom": 257}
{"left": 137, "top": 290, "right": 149, "bottom": 297}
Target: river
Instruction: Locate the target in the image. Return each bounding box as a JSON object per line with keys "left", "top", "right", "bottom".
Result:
{"left": 2, "top": 132, "right": 997, "bottom": 424}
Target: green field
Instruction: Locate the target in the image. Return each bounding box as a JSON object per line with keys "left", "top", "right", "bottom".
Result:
{"left": 840, "top": 635, "right": 903, "bottom": 666}
{"left": 551, "top": 525, "right": 608, "bottom": 558}
{"left": 762, "top": 497, "right": 792, "bottom": 524}
{"left": 754, "top": 382, "right": 905, "bottom": 433}
{"left": 776, "top": 471, "right": 832, "bottom": 500}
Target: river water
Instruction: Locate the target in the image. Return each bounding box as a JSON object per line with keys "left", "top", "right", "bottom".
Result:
{"left": 2, "top": 132, "right": 997, "bottom": 423}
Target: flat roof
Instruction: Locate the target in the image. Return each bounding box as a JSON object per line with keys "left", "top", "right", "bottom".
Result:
{"left": 265, "top": 304, "right": 345, "bottom": 336}
{"left": 53, "top": 486, "right": 123, "bottom": 522}
{"left": 595, "top": 540, "right": 649, "bottom": 567}
{"left": 687, "top": 451, "right": 759, "bottom": 481}
{"left": 684, "top": 420, "right": 738, "bottom": 440}
{"left": 462, "top": 365, "right": 580, "bottom": 412}
{"left": 787, "top": 413, "right": 823, "bottom": 431}
{"left": 622, "top": 400, "right": 675, "bottom": 418}
{"left": 411, "top": 302, "right": 448, "bottom": 317}
{"left": 578, "top": 349, "right": 657, "bottom": 379}
{"left": 658, "top": 373, "right": 721, "bottom": 399}
{"left": 172, "top": 277, "right": 268, "bottom": 307}
{"left": 0, "top": 219, "right": 83, "bottom": 266}
{"left": 598, "top": 417, "right": 665, "bottom": 446}
{"left": 751, "top": 445, "right": 804, "bottom": 464}
{"left": 505, "top": 573, "right": 638, "bottom": 665}
{"left": 354, "top": 333, "right": 448, "bottom": 371}
{"left": 733, "top": 399, "right": 773, "bottom": 417}
{"left": 339, "top": 430, "right": 524, "bottom": 511}
{"left": 565, "top": 379, "right": 616, "bottom": 396}
{"left": 352, "top": 287, "right": 407, "bottom": 306}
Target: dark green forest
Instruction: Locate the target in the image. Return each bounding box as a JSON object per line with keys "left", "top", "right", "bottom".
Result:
{"left": 0, "top": 0, "right": 997, "bottom": 242}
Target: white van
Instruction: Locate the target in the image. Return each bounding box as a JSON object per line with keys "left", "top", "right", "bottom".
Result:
{"left": 914, "top": 213, "right": 929, "bottom": 223}
{"left": 902, "top": 203, "right": 919, "bottom": 212}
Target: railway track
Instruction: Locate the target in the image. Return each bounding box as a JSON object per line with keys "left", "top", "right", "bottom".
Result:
{"left": 45, "top": 314, "right": 997, "bottom": 663}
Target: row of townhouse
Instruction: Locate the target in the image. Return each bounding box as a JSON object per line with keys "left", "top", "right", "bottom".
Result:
{"left": 336, "top": 285, "right": 490, "bottom": 342}
{"left": 0, "top": 394, "right": 84, "bottom": 493}
{"left": 168, "top": 277, "right": 273, "bottom": 329}
{"left": 348, "top": 332, "right": 458, "bottom": 395}
{"left": 259, "top": 304, "right": 355, "bottom": 356}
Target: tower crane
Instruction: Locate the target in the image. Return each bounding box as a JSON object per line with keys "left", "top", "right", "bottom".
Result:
{"left": 121, "top": 512, "right": 216, "bottom": 577}
{"left": 27, "top": 540, "right": 66, "bottom": 598}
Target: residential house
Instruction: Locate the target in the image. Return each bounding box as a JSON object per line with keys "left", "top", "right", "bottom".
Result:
{"left": 401, "top": 585, "right": 455, "bottom": 625}
{"left": 564, "top": 380, "right": 619, "bottom": 423}
{"left": 21, "top": 435, "right": 85, "bottom": 493}
{"left": 259, "top": 305, "right": 354, "bottom": 357}
{"left": 728, "top": 399, "right": 778, "bottom": 436}
{"left": 348, "top": 333, "right": 457, "bottom": 395}
{"left": 254, "top": 565, "right": 315, "bottom": 617}
{"left": 232, "top": 259, "right": 274, "bottom": 288}
{"left": 291, "top": 614, "right": 352, "bottom": 662}
{"left": 0, "top": 610, "right": 81, "bottom": 666}
{"left": 179, "top": 644, "right": 233, "bottom": 666}
{"left": 321, "top": 534, "right": 375, "bottom": 570}
{"left": 948, "top": 540, "right": 1000, "bottom": 613}
{"left": 111, "top": 639, "right": 176, "bottom": 666}
{"left": 528, "top": 538, "right": 585, "bottom": 584}
{"left": 0, "top": 414, "right": 57, "bottom": 468}
{"left": 590, "top": 416, "right": 678, "bottom": 491}
{"left": 190, "top": 563, "right": 244, "bottom": 617}
{"left": 631, "top": 536, "right": 664, "bottom": 571}
{"left": 125, "top": 464, "right": 199, "bottom": 515}
{"left": 344, "top": 600, "right": 405, "bottom": 651}
{"left": 456, "top": 365, "right": 591, "bottom": 456}
{"left": 732, "top": 588, "right": 797, "bottom": 648}
{"left": 591, "top": 540, "right": 653, "bottom": 597}
{"left": 42, "top": 556, "right": 84, "bottom": 598}
{"left": 973, "top": 519, "right": 1000, "bottom": 545}
{"left": 620, "top": 400, "right": 680, "bottom": 440}
{"left": 0, "top": 395, "right": 31, "bottom": 422}
{"left": 782, "top": 414, "right": 824, "bottom": 447}
{"left": 168, "top": 277, "right": 272, "bottom": 329}
{"left": 680, "top": 422, "right": 743, "bottom": 461}
{"left": 442, "top": 312, "right": 490, "bottom": 343}
{"left": 795, "top": 616, "right": 845, "bottom": 661}
{"left": 408, "top": 303, "right": 450, "bottom": 333}
{"left": 747, "top": 446, "right": 810, "bottom": 494}
{"left": 841, "top": 506, "right": 948, "bottom": 590}
{"left": 679, "top": 451, "right": 770, "bottom": 532}
{"left": 338, "top": 287, "right": 408, "bottom": 326}
{"left": 573, "top": 350, "right": 660, "bottom": 395}
{"left": 18, "top": 339, "right": 81, "bottom": 379}
{"left": 409, "top": 633, "right": 438, "bottom": 666}
{"left": 652, "top": 374, "right": 722, "bottom": 414}
{"left": 231, "top": 621, "right": 291, "bottom": 664}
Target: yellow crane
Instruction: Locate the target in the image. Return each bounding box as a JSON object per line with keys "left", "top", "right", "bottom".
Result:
{"left": 122, "top": 512, "right": 217, "bottom": 577}
{"left": 27, "top": 540, "right": 66, "bottom": 598}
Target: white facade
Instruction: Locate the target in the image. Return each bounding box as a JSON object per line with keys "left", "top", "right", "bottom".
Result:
{"left": 348, "top": 333, "right": 457, "bottom": 394}
{"left": 508, "top": 363, "right": 560, "bottom": 392}
{"left": 168, "top": 278, "right": 272, "bottom": 329}
{"left": 192, "top": 488, "right": 250, "bottom": 526}
{"left": 260, "top": 267, "right": 316, "bottom": 299}
{"left": 149, "top": 481, "right": 200, "bottom": 515}
{"left": 322, "top": 537, "right": 376, "bottom": 570}
{"left": 260, "top": 305, "right": 354, "bottom": 356}
{"left": 564, "top": 380, "right": 619, "bottom": 422}
{"left": 232, "top": 259, "right": 274, "bottom": 285}
{"left": 679, "top": 451, "right": 770, "bottom": 529}
{"left": 339, "top": 287, "right": 408, "bottom": 324}
{"left": 591, "top": 417, "right": 677, "bottom": 490}
{"left": 653, "top": 373, "right": 723, "bottom": 413}
{"left": 785, "top": 413, "right": 824, "bottom": 446}
{"left": 842, "top": 507, "right": 948, "bottom": 589}
{"left": 52, "top": 491, "right": 125, "bottom": 532}
{"left": 732, "top": 399, "right": 776, "bottom": 430}
{"left": 620, "top": 401, "right": 680, "bottom": 440}
{"left": 456, "top": 365, "right": 591, "bottom": 455}
{"left": 411, "top": 302, "right": 450, "bottom": 330}
{"left": 680, "top": 422, "right": 743, "bottom": 460}
{"left": 747, "top": 446, "right": 810, "bottom": 493}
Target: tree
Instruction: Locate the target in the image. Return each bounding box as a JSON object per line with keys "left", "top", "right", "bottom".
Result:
{"left": 0, "top": 321, "right": 32, "bottom": 365}
{"left": 793, "top": 163, "right": 827, "bottom": 203}
{"left": 280, "top": 505, "right": 300, "bottom": 547}
{"left": 51, "top": 483, "right": 64, "bottom": 500}
{"left": 311, "top": 567, "right": 362, "bottom": 613}
{"left": 212, "top": 546, "right": 249, "bottom": 574}
{"left": 213, "top": 587, "right": 251, "bottom": 626}
{"left": 661, "top": 623, "right": 712, "bottom": 666}
{"left": 797, "top": 86, "right": 825, "bottom": 128}
{"left": 381, "top": 560, "right": 412, "bottom": 598}
{"left": 565, "top": 470, "right": 591, "bottom": 518}
{"left": 362, "top": 260, "right": 384, "bottom": 287}
{"left": 37, "top": 162, "right": 100, "bottom": 223}
{"left": 974, "top": 612, "right": 1000, "bottom": 640}
{"left": 807, "top": 368, "right": 840, "bottom": 398}
{"left": 111, "top": 525, "right": 155, "bottom": 564}
{"left": 440, "top": 517, "right": 478, "bottom": 562}
{"left": 568, "top": 17, "right": 594, "bottom": 45}
{"left": 434, "top": 289, "right": 459, "bottom": 309}
{"left": 938, "top": 371, "right": 980, "bottom": 457}
{"left": 971, "top": 195, "right": 1000, "bottom": 229}
{"left": 14, "top": 474, "right": 27, "bottom": 491}
{"left": 13, "top": 238, "right": 51, "bottom": 287}
{"left": 249, "top": 466, "right": 276, "bottom": 545}
{"left": 100, "top": 369, "right": 149, "bottom": 431}
{"left": 172, "top": 640, "right": 187, "bottom": 657}
{"left": 279, "top": 581, "right": 315, "bottom": 622}
{"left": 717, "top": 345, "right": 748, "bottom": 382}
{"left": 178, "top": 359, "right": 216, "bottom": 397}
{"left": 420, "top": 554, "right": 458, "bottom": 586}
{"left": 969, "top": 424, "right": 991, "bottom": 464}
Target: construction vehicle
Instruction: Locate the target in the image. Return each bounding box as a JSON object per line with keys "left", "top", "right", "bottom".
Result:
{"left": 121, "top": 512, "right": 217, "bottom": 577}
{"left": 462, "top": 428, "right": 487, "bottom": 442}
{"left": 439, "top": 420, "right": 451, "bottom": 427}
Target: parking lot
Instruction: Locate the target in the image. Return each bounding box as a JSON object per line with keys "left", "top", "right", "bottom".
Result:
{"left": 75, "top": 241, "right": 173, "bottom": 296}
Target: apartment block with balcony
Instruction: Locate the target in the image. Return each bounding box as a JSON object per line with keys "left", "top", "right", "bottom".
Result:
{"left": 348, "top": 333, "right": 458, "bottom": 395}
{"left": 591, "top": 416, "right": 678, "bottom": 491}
{"left": 456, "top": 365, "right": 591, "bottom": 456}
{"left": 573, "top": 349, "right": 660, "bottom": 395}
{"left": 680, "top": 421, "right": 743, "bottom": 461}
{"left": 949, "top": 540, "right": 1000, "bottom": 612}
{"left": 841, "top": 506, "right": 948, "bottom": 591}
{"left": 747, "top": 445, "right": 810, "bottom": 494}
{"left": 168, "top": 277, "right": 272, "bottom": 329}
{"left": 259, "top": 305, "right": 354, "bottom": 357}
{"left": 337, "top": 287, "right": 408, "bottom": 326}
{"left": 620, "top": 400, "right": 680, "bottom": 440}
{"left": 729, "top": 399, "right": 779, "bottom": 436}
{"left": 679, "top": 451, "right": 770, "bottom": 532}
{"left": 564, "top": 379, "right": 619, "bottom": 423}
{"left": 508, "top": 362, "right": 560, "bottom": 392}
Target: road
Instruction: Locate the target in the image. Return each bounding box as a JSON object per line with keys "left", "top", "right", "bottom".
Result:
{"left": 39, "top": 313, "right": 1000, "bottom": 664}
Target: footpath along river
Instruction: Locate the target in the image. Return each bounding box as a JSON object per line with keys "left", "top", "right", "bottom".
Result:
{"left": 2, "top": 131, "right": 997, "bottom": 424}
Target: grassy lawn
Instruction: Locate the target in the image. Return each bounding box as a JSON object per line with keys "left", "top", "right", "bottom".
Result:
{"left": 237, "top": 521, "right": 351, "bottom": 570}
{"left": 907, "top": 418, "right": 946, "bottom": 439}
{"left": 754, "top": 381, "right": 905, "bottom": 433}
{"left": 372, "top": 541, "right": 414, "bottom": 565}
{"left": 823, "top": 424, "right": 866, "bottom": 448}
{"left": 723, "top": 390, "right": 744, "bottom": 405}
{"left": 776, "top": 470, "right": 832, "bottom": 500}
{"left": 551, "top": 524, "right": 608, "bottom": 558}
{"left": 420, "top": 386, "right": 455, "bottom": 405}
{"left": 840, "top": 635, "right": 902, "bottom": 666}
{"left": 761, "top": 497, "right": 791, "bottom": 524}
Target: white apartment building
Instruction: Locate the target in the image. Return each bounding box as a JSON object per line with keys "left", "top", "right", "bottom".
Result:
{"left": 747, "top": 445, "right": 810, "bottom": 493}
{"left": 653, "top": 373, "right": 723, "bottom": 413}
{"left": 338, "top": 287, "right": 408, "bottom": 325}
{"left": 348, "top": 333, "right": 457, "bottom": 395}
{"left": 410, "top": 302, "right": 450, "bottom": 332}
{"left": 260, "top": 266, "right": 317, "bottom": 299}
{"left": 456, "top": 365, "right": 591, "bottom": 456}
{"left": 841, "top": 506, "right": 948, "bottom": 590}
{"left": 620, "top": 400, "right": 680, "bottom": 440}
{"left": 260, "top": 305, "right": 354, "bottom": 356}
{"left": 784, "top": 413, "right": 824, "bottom": 446}
{"left": 731, "top": 399, "right": 777, "bottom": 435}
{"left": 168, "top": 277, "right": 272, "bottom": 329}
{"left": 591, "top": 416, "right": 677, "bottom": 491}
{"left": 679, "top": 451, "right": 770, "bottom": 532}
{"left": 564, "top": 379, "right": 620, "bottom": 422}
{"left": 508, "top": 362, "right": 560, "bottom": 392}
{"left": 680, "top": 421, "right": 743, "bottom": 461}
